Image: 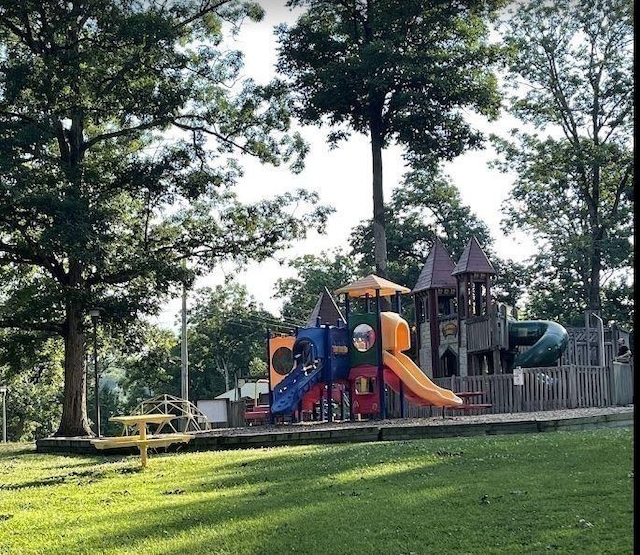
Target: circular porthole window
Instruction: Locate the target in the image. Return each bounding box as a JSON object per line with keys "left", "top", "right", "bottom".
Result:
{"left": 353, "top": 323, "right": 376, "bottom": 352}
{"left": 272, "top": 346, "right": 293, "bottom": 375}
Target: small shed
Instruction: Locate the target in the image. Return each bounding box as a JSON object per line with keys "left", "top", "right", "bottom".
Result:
{"left": 215, "top": 379, "right": 269, "bottom": 404}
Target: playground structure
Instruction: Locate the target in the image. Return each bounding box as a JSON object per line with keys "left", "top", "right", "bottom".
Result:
{"left": 268, "top": 274, "right": 465, "bottom": 422}
{"left": 130, "top": 394, "right": 211, "bottom": 432}
{"left": 412, "top": 237, "right": 570, "bottom": 378}
{"left": 263, "top": 237, "right": 579, "bottom": 424}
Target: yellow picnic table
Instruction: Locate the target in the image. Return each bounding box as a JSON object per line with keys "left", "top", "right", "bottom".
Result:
{"left": 91, "top": 413, "right": 191, "bottom": 467}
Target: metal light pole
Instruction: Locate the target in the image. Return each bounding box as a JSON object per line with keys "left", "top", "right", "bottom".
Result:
{"left": 0, "top": 386, "right": 7, "bottom": 443}
{"left": 89, "top": 308, "right": 101, "bottom": 437}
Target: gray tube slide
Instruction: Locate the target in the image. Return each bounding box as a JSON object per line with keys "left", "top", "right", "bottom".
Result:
{"left": 509, "top": 320, "right": 569, "bottom": 368}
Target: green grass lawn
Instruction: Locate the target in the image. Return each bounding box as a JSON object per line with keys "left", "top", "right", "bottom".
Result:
{"left": 0, "top": 428, "right": 633, "bottom": 555}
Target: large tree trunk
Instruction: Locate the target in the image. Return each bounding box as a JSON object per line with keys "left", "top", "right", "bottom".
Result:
{"left": 587, "top": 169, "right": 603, "bottom": 313}
{"left": 55, "top": 304, "right": 92, "bottom": 437}
{"left": 588, "top": 239, "right": 603, "bottom": 312}
{"left": 54, "top": 109, "right": 93, "bottom": 437}
{"left": 370, "top": 113, "right": 388, "bottom": 279}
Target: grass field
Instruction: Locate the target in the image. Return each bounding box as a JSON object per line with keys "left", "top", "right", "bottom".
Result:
{"left": 0, "top": 427, "right": 633, "bottom": 555}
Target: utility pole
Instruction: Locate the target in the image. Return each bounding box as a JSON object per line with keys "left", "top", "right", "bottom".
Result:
{"left": 181, "top": 278, "right": 189, "bottom": 403}
{"left": 0, "top": 386, "right": 7, "bottom": 442}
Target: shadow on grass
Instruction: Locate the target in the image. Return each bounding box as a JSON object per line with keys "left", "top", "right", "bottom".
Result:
{"left": 3, "top": 455, "right": 144, "bottom": 491}
{"left": 0, "top": 445, "right": 35, "bottom": 459}
{"left": 4, "top": 430, "right": 634, "bottom": 555}
{"left": 118, "top": 434, "right": 632, "bottom": 554}
{"left": 48, "top": 441, "right": 468, "bottom": 553}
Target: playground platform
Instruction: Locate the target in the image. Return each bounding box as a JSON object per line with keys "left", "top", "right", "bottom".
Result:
{"left": 36, "top": 406, "right": 633, "bottom": 456}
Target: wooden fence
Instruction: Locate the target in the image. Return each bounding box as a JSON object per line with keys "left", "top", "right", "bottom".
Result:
{"left": 558, "top": 326, "right": 631, "bottom": 367}
{"left": 227, "top": 363, "right": 633, "bottom": 426}
{"left": 386, "top": 364, "right": 634, "bottom": 419}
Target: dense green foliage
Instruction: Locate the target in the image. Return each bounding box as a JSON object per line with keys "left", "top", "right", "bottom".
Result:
{"left": 274, "top": 249, "right": 358, "bottom": 325}
{"left": 350, "top": 166, "right": 494, "bottom": 290}
{"left": 0, "top": 282, "right": 288, "bottom": 441}
{"left": 0, "top": 0, "right": 330, "bottom": 436}
{"left": 0, "top": 336, "right": 63, "bottom": 441}
{"left": 186, "top": 282, "right": 277, "bottom": 397}
{"left": 277, "top": 0, "right": 505, "bottom": 278}
{"left": 0, "top": 427, "right": 633, "bottom": 554}
{"left": 493, "top": 0, "right": 634, "bottom": 328}
{"left": 116, "top": 326, "right": 182, "bottom": 407}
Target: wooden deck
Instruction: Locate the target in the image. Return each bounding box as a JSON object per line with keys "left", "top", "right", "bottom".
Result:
{"left": 36, "top": 406, "right": 633, "bottom": 455}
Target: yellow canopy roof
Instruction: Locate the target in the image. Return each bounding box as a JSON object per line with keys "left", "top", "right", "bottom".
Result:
{"left": 334, "top": 274, "right": 411, "bottom": 298}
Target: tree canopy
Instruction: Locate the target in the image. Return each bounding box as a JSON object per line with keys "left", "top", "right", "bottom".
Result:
{"left": 274, "top": 249, "right": 358, "bottom": 325}
{"left": 276, "top": 0, "right": 505, "bottom": 278}
{"left": 0, "top": 333, "right": 63, "bottom": 441}
{"left": 187, "top": 282, "right": 277, "bottom": 399}
{"left": 493, "top": 0, "right": 634, "bottom": 328}
{"left": 349, "top": 166, "right": 497, "bottom": 293}
{"left": 0, "top": 0, "right": 330, "bottom": 436}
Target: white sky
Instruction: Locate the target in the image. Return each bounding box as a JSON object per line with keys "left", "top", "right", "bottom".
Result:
{"left": 154, "top": 2, "right": 535, "bottom": 329}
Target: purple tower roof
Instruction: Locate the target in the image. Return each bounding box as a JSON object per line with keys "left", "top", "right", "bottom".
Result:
{"left": 412, "top": 238, "right": 457, "bottom": 294}
{"left": 452, "top": 236, "right": 496, "bottom": 276}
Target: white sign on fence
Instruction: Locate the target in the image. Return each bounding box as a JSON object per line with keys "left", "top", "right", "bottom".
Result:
{"left": 513, "top": 367, "right": 524, "bottom": 386}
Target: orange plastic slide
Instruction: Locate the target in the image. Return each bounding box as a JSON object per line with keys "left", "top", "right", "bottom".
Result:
{"left": 383, "top": 351, "right": 463, "bottom": 408}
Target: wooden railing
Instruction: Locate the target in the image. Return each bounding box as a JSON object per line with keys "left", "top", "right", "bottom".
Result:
{"left": 465, "top": 315, "right": 493, "bottom": 353}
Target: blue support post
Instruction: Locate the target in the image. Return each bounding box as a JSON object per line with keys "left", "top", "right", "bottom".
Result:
{"left": 325, "top": 323, "right": 332, "bottom": 422}
{"left": 376, "top": 290, "right": 386, "bottom": 420}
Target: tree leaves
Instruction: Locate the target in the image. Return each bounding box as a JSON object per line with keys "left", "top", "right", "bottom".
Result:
{"left": 493, "top": 0, "right": 633, "bottom": 324}
{"left": 0, "top": 0, "right": 326, "bottom": 435}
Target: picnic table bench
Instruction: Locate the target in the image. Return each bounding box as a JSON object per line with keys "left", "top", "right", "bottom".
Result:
{"left": 91, "top": 413, "right": 192, "bottom": 467}
{"left": 244, "top": 405, "right": 270, "bottom": 426}
{"left": 443, "top": 391, "right": 492, "bottom": 418}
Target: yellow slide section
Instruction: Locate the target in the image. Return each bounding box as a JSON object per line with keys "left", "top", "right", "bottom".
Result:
{"left": 383, "top": 351, "right": 463, "bottom": 408}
